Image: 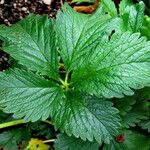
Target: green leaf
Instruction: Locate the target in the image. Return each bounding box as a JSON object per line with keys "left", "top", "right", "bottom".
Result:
{"left": 119, "top": 0, "right": 133, "bottom": 15}
{"left": 113, "top": 96, "right": 136, "bottom": 116}
{"left": 139, "top": 119, "right": 150, "bottom": 132}
{"left": 56, "top": 4, "right": 121, "bottom": 71}
{"left": 119, "top": 1, "right": 145, "bottom": 32}
{"left": 0, "top": 128, "right": 30, "bottom": 150}
{"left": 72, "top": 32, "right": 150, "bottom": 98}
{"left": 101, "top": 0, "right": 117, "bottom": 16}
{"left": 0, "top": 68, "right": 64, "bottom": 122}
{"left": 141, "top": 15, "right": 150, "bottom": 40}
{"left": 54, "top": 134, "right": 99, "bottom": 150}
{"left": 136, "top": 87, "right": 150, "bottom": 100}
{"left": 122, "top": 100, "right": 149, "bottom": 127}
{"left": 0, "top": 14, "right": 58, "bottom": 79}
{"left": 0, "top": 68, "right": 120, "bottom": 143}
{"left": 53, "top": 92, "right": 120, "bottom": 144}
{"left": 103, "top": 130, "right": 150, "bottom": 150}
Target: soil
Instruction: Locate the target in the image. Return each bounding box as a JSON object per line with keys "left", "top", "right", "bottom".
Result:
{"left": 0, "top": 0, "right": 70, "bottom": 71}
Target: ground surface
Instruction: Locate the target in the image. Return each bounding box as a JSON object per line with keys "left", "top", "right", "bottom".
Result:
{"left": 0, "top": 0, "right": 69, "bottom": 71}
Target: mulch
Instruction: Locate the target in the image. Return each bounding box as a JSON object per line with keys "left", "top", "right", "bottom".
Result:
{"left": 0, "top": 0, "right": 69, "bottom": 71}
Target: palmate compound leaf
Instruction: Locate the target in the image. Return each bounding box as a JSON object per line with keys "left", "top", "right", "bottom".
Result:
{"left": 52, "top": 92, "right": 121, "bottom": 144}
{"left": 56, "top": 4, "right": 150, "bottom": 98}
{"left": 54, "top": 134, "right": 99, "bottom": 150}
{"left": 56, "top": 3, "right": 123, "bottom": 71}
{"left": 0, "top": 14, "right": 58, "bottom": 79}
{"left": 72, "top": 32, "right": 150, "bottom": 98}
{"left": 0, "top": 69, "right": 121, "bottom": 143}
{"left": 0, "top": 68, "right": 64, "bottom": 122}
{"left": 103, "top": 130, "right": 150, "bottom": 150}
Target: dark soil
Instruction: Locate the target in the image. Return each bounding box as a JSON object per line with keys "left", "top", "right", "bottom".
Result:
{"left": 0, "top": 0, "right": 69, "bottom": 71}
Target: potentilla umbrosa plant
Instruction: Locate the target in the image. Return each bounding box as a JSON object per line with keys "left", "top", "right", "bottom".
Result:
{"left": 0, "top": 0, "right": 150, "bottom": 149}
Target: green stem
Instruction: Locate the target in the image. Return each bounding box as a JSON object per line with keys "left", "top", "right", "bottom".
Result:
{"left": 65, "top": 72, "right": 69, "bottom": 91}
{"left": 59, "top": 72, "right": 69, "bottom": 91}
{"left": 0, "top": 119, "right": 53, "bottom": 129}
{"left": 43, "top": 139, "right": 55, "bottom": 143}
{"left": 0, "top": 119, "right": 25, "bottom": 129}
{"left": 65, "top": 72, "right": 69, "bottom": 84}
{"left": 59, "top": 78, "right": 65, "bottom": 85}
{"left": 43, "top": 120, "right": 53, "bottom": 125}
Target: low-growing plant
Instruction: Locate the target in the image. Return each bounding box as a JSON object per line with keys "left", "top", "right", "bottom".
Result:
{"left": 0, "top": 0, "right": 150, "bottom": 149}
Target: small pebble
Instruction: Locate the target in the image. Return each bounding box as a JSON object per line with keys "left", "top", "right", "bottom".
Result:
{"left": 21, "top": 7, "right": 27, "bottom": 11}
{"left": 0, "top": 0, "right": 4, "bottom": 5}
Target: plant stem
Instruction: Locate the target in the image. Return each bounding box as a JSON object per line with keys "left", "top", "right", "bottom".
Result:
{"left": 65, "top": 72, "right": 69, "bottom": 84}
{"left": 0, "top": 119, "right": 53, "bottom": 129}
{"left": 60, "top": 0, "right": 63, "bottom": 7}
{"left": 43, "top": 120, "right": 53, "bottom": 125}
{"left": 0, "top": 119, "right": 25, "bottom": 129}
{"left": 43, "top": 139, "right": 55, "bottom": 143}
{"left": 65, "top": 72, "right": 69, "bottom": 91}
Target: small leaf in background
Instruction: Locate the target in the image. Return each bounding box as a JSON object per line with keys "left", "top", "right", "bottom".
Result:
{"left": 139, "top": 119, "right": 150, "bottom": 133}
{"left": 141, "top": 15, "right": 150, "bottom": 40}
{"left": 119, "top": 0, "right": 133, "bottom": 15}
{"left": 101, "top": 0, "right": 117, "bottom": 16}
{"left": 119, "top": 0, "right": 145, "bottom": 32}
{"left": 54, "top": 134, "right": 99, "bottom": 150}
{"left": 26, "top": 138, "right": 50, "bottom": 150}
{"left": 122, "top": 99, "right": 149, "bottom": 128}
{"left": 113, "top": 96, "right": 136, "bottom": 116}
{"left": 0, "top": 128, "right": 30, "bottom": 150}
{"left": 103, "top": 130, "right": 150, "bottom": 150}
{"left": 28, "top": 121, "right": 55, "bottom": 139}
